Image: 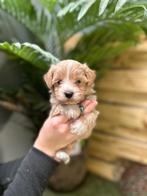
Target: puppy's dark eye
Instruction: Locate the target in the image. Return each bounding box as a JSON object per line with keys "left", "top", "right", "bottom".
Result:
{"left": 57, "top": 80, "right": 62, "bottom": 85}
{"left": 76, "top": 80, "right": 81, "bottom": 84}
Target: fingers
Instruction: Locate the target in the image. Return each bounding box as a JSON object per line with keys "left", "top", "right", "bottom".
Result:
{"left": 58, "top": 123, "right": 69, "bottom": 133}
{"left": 52, "top": 115, "right": 69, "bottom": 124}
{"left": 82, "top": 100, "right": 92, "bottom": 108}
{"left": 83, "top": 100, "right": 97, "bottom": 114}
{"left": 42, "top": 115, "right": 69, "bottom": 133}
{"left": 48, "top": 115, "right": 68, "bottom": 127}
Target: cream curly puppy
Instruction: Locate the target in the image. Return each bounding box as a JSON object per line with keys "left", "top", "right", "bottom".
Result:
{"left": 44, "top": 60, "right": 99, "bottom": 163}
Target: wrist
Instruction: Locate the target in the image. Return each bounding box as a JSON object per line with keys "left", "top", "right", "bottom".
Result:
{"left": 33, "top": 139, "right": 55, "bottom": 158}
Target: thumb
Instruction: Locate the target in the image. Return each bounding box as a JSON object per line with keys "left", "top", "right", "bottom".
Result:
{"left": 83, "top": 100, "right": 97, "bottom": 114}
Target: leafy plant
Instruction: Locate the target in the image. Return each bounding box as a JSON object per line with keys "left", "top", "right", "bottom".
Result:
{"left": 0, "top": 0, "right": 147, "bottom": 129}
{"left": 0, "top": 42, "right": 59, "bottom": 69}
{"left": 58, "top": 0, "right": 147, "bottom": 19}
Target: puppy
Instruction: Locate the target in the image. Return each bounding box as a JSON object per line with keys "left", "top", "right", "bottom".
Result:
{"left": 44, "top": 60, "right": 99, "bottom": 163}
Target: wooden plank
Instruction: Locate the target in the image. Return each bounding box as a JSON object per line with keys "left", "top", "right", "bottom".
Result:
{"left": 88, "top": 132, "right": 147, "bottom": 164}
{"left": 87, "top": 147, "right": 118, "bottom": 162}
{"left": 94, "top": 127, "right": 147, "bottom": 144}
{"left": 112, "top": 41, "right": 147, "bottom": 69}
{"left": 97, "top": 103, "right": 147, "bottom": 131}
{"left": 97, "top": 90, "right": 147, "bottom": 108}
{"left": 86, "top": 157, "right": 125, "bottom": 181}
{"left": 96, "top": 69, "right": 147, "bottom": 93}
{"left": 97, "top": 69, "right": 147, "bottom": 80}
{"left": 113, "top": 52, "right": 147, "bottom": 69}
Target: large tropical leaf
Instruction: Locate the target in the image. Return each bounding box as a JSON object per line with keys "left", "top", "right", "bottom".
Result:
{"left": 0, "top": 10, "right": 35, "bottom": 43}
{"left": 55, "top": 0, "right": 147, "bottom": 66}
{"left": 57, "top": 1, "right": 147, "bottom": 42}
{"left": 0, "top": 42, "right": 59, "bottom": 69}
{"left": 0, "top": 0, "right": 52, "bottom": 45}
{"left": 68, "top": 23, "right": 140, "bottom": 68}
{"left": 58, "top": 0, "right": 147, "bottom": 19}
{"left": 0, "top": 0, "right": 147, "bottom": 60}
{"left": 0, "top": 0, "right": 147, "bottom": 67}
{"left": 57, "top": 0, "right": 129, "bottom": 19}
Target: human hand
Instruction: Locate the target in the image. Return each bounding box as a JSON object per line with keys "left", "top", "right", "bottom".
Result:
{"left": 71, "top": 99, "right": 99, "bottom": 140}
{"left": 65, "top": 100, "right": 98, "bottom": 155}
{"left": 80, "top": 99, "right": 98, "bottom": 114}
{"left": 34, "top": 115, "right": 75, "bottom": 158}
{"left": 34, "top": 100, "right": 98, "bottom": 158}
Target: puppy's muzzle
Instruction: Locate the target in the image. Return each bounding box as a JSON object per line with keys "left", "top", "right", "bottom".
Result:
{"left": 64, "top": 91, "right": 73, "bottom": 99}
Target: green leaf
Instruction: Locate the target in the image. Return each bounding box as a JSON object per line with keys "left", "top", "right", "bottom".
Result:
{"left": 57, "top": 2, "right": 75, "bottom": 17}
{"left": 0, "top": 0, "right": 52, "bottom": 45}
{"left": 58, "top": 0, "right": 96, "bottom": 20}
{"left": 99, "top": 0, "right": 110, "bottom": 16}
{"left": 70, "top": 0, "right": 86, "bottom": 12}
{"left": 114, "top": 4, "right": 147, "bottom": 22}
{"left": 68, "top": 19, "right": 142, "bottom": 66}
{"left": 77, "top": 0, "right": 96, "bottom": 21}
{"left": 39, "top": 0, "right": 57, "bottom": 12}
{"left": 1, "top": 0, "right": 147, "bottom": 65}
{"left": 115, "top": 0, "right": 128, "bottom": 12}
{"left": 0, "top": 42, "right": 59, "bottom": 69}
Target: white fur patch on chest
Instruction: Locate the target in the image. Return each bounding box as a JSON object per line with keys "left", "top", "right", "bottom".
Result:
{"left": 60, "top": 104, "right": 81, "bottom": 119}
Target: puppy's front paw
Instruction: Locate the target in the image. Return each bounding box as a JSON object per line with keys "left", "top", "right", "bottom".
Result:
{"left": 55, "top": 151, "right": 70, "bottom": 164}
{"left": 70, "top": 120, "right": 86, "bottom": 135}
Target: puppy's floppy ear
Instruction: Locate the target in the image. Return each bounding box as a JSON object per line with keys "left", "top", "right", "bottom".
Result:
{"left": 83, "top": 63, "right": 96, "bottom": 86}
{"left": 43, "top": 65, "right": 55, "bottom": 89}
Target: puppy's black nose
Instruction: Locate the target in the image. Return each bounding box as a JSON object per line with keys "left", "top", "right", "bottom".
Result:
{"left": 64, "top": 91, "right": 73, "bottom": 99}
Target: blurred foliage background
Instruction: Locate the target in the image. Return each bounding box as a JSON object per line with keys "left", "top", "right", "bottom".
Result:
{"left": 0, "top": 0, "right": 147, "bottom": 130}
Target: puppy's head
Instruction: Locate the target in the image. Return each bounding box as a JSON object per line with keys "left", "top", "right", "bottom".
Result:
{"left": 44, "top": 60, "right": 96, "bottom": 104}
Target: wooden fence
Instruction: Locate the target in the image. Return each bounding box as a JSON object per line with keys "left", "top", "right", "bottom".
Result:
{"left": 86, "top": 41, "right": 147, "bottom": 181}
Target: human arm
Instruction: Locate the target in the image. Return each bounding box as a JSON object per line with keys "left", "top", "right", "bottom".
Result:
{"left": 2, "top": 100, "right": 97, "bottom": 196}
{"left": 3, "top": 148, "right": 57, "bottom": 196}
{"left": 2, "top": 114, "right": 75, "bottom": 196}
